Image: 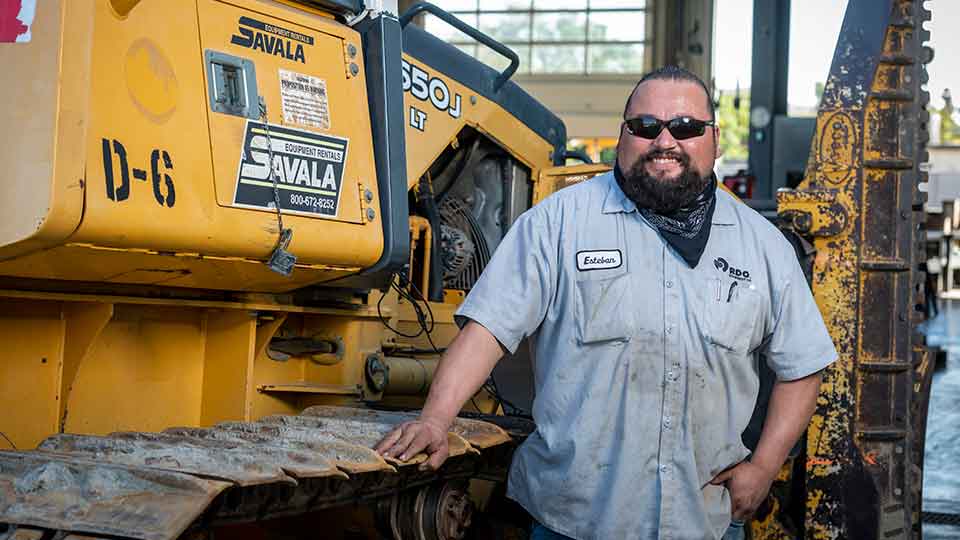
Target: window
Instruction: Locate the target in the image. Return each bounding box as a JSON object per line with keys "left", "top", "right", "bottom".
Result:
{"left": 424, "top": 1, "right": 650, "bottom": 75}
{"left": 787, "top": 0, "right": 849, "bottom": 116}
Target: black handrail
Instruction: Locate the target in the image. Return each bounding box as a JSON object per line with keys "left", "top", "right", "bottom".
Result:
{"left": 399, "top": 2, "right": 520, "bottom": 92}
{"left": 562, "top": 149, "right": 593, "bottom": 164}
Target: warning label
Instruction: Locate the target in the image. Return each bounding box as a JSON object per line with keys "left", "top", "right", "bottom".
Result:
{"left": 233, "top": 121, "right": 348, "bottom": 217}
{"left": 279, "top": 69, "right": 330, "bottom": 130}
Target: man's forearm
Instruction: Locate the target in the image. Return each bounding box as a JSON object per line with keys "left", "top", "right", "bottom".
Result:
{"left": 751, "top": 370, "right": 823, "bottom": 475}
{"left": 419, "top": 321, "right": 505, "bottom": 427}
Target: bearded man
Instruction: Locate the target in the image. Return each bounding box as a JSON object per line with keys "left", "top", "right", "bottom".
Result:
{"left": 376, "top": 66, "right": 837, "bottom": 540}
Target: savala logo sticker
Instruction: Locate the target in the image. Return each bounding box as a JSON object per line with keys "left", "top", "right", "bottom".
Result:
{"left": 233, "top": 121, "right": 348, "bottom": 217}
{"left": 577, "top": 250, "right": 623, "bottom": 271}
{"left": 714, "top": 257, "right": 751, "bottom": 281}
{"left": 231, "top": 16, "right": 311, "bottom": 63}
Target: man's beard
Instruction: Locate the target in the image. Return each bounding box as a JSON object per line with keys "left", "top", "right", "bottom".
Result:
{"left": 616, "top": 151, "right": 713, "bottom": 214}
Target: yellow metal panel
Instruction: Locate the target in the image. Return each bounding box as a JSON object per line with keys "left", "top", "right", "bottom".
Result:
{"left": 197, "top": 0, "right": 372, "bottom": 225}
{"left": 57, "top": 302, "right": 114, "bottom": 432}
{"left": 1, "top": 0, "right": 384, "bottom": 290}
{"left": 299, "top": 315, "right": 379, "bottom": 391}
{"left": 0, "top": 301, "right": 64, "bottom": 448}
{"left": 247, "top": 313, "right": 378, "bottom": 417}
{"left": 0, "top": 244, "right": 361, "bottom": 293}
{"left": 201, "top": 309, "right": 257, "bottom": 424}
{"left": 0, "top": 288, "right": 385, "bottom": 317}
{"left": 401, "top": 55, "right": 556, "bottom": 189}
{"left": 250, "top": 316, "right": 310, "bottom": 418}
{"left": 534, "top": 163, "right": 612, "bottom": 202}
{"left": 64, "top": 305, "right": 207, "bottom": 434}
{"left": 0, "top": 1, "right": 92, "bottom": 259}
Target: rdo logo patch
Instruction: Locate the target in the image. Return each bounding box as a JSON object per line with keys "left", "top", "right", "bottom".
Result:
{"left": 714, "top": 257, "right": 751, "bottom": 281}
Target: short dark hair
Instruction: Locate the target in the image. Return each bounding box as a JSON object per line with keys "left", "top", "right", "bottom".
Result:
{"left": 623, "top": 65, "right": 716, "bottom": 121}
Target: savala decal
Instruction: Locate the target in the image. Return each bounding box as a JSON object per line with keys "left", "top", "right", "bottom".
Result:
{"left": 577, "top": 250, "right": 623, "bottom": 271}
{"left": 402, "top": 60, "right": 462, "bottom": 131}
{"left": 0, "top": 0, "right": 35, "bottom": 43}
{"left": 233, "top": 121, "right": 348, "bottom": 217}
{"left": 231, "top": 16, "right": 311, "bottom": 63}
{"left": 713, "top": 257, "right": 751, "bottom": 281}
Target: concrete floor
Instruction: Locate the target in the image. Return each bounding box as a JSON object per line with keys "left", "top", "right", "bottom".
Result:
{"left": 917, "top": 299, "right": 960, "bottom": 538}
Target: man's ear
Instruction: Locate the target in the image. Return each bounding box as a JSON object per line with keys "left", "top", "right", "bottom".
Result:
{"left": 714, "top": 126, "right": 722, "bottom": 159}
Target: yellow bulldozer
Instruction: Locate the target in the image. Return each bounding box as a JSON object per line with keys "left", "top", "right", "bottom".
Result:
{"left": 0, "top": 0, "right": 935, "bottom": 539}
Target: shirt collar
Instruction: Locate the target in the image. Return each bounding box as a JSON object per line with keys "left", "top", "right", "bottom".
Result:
{"left": 601, "top": 170, "right": 738, "bottom": 226}
{"left": 711, "top": 188, "right": 738, "bottom": 226}
{"left": 601, "top": 172, "right": 638, "bottom": 214}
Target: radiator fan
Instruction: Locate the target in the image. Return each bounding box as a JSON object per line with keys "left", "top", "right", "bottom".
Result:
{"left": 438, "top": 197, "right": 491, "bottom": 290}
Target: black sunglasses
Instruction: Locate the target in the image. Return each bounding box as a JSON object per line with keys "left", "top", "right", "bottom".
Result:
{"left": 623, "top": 115, "right": 716, "bottom": 141}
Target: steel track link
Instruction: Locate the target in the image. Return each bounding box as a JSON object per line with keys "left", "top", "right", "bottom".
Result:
{"left": 0, "top": 407, "right": 515, "bottom": 540}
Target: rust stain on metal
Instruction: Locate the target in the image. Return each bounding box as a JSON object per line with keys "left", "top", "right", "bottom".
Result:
{"left": 817, "top": 111, "right": 860, "bottom": 185}
{"left": 773, "top": 1, "right": 932, "bottom": 538}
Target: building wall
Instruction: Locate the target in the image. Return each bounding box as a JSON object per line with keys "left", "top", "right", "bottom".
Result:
{"left": 927, "top": 146, "right": 960, "bottom": 210}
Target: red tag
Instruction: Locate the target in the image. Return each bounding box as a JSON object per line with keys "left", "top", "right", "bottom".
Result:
{"left": 0, "top": 0, "right": 34, "bottom": 43}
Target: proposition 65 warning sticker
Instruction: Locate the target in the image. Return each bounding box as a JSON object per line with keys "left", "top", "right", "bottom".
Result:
{"left": 234, "top": 121, "right": 348, "bottom": 217}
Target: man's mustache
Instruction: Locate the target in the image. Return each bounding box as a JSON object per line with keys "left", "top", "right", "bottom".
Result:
{"left": 642, "top": 150, "right": 689, "bottom": 166}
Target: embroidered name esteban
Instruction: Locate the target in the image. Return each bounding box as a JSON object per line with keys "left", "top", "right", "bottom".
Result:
{"left": 231, "top": 16, "right": 313, "bottom": 64}
{"left": 577, "top": 250, "right": 623, "bottom": 271}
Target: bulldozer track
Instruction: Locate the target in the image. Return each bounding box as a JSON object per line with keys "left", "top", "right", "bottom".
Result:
{"left": 0, "top": 407, "right": 515, "bottom": 540}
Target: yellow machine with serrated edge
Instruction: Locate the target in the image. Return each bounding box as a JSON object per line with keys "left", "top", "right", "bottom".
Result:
{"left": 0, "top": 1, "right": 575, "bottom": 539}
{"left": 0, "top": 0, "right": 935, "bottom": 539}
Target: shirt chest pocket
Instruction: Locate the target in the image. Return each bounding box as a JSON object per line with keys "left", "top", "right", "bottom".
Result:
{"left": 703, "top": 278, "right": 766, "bottom": 353}
{"left": 575, "top": 267, "right": 634, "bottom": 344}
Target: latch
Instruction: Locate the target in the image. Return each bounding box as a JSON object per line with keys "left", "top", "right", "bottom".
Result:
{"left": 205, "top": 50, "right": 260, "bottom": 119}
{"left": 777, "top": 188, "right": 849, "bottom": 237}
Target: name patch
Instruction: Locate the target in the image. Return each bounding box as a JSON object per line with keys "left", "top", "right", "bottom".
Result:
{"left": 577, "top": 250, "right": 623, "bottom": 271}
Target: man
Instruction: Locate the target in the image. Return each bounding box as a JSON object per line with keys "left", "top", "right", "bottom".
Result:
{"left": 376, "top": 66, "right": 837, "bottom": 540}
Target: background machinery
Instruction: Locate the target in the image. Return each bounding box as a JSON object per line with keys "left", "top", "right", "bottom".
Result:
{"left": 0, "top": 0, "right": 940, "bottom": 539}
{"left": 0, "top": 0, "right": 568, "bottom": 538}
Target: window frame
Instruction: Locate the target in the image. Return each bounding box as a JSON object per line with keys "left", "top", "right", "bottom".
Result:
{"left": 427, "top": 1, "right": 652, "bottom": 75}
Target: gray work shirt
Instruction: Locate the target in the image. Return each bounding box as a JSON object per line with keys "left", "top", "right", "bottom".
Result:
{"left": 455, "top": 172, "right": 837, "bottom": 540}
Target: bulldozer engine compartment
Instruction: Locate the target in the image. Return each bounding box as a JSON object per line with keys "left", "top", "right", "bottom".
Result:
{"left": 0, "top": 0, "right": 952, "bottom": 539}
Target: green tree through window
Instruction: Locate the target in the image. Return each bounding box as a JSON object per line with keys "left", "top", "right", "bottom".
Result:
{"left": 717, "top": 92, "right": 750, "bottom": 161}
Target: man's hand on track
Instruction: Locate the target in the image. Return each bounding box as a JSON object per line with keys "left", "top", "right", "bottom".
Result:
{"left": 375, "top": 418, "right": 450, "bottom": 470}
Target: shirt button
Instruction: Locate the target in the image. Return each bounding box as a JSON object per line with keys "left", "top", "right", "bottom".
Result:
{"left": 660, "top": 464, "right": 669, "bottom": 473}
{"left": 666, "top": 326, "right": 673, "bottom": 335}
{"left": 665, "top": 280, "right": 674, "bottom": 288}
{"left": 664, "top": 417, "right": 672, "bottom": 428}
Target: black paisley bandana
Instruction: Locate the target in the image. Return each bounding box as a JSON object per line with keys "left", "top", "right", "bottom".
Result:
{"left": 614, "top": 164, "right": 717, "bottom": 268}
